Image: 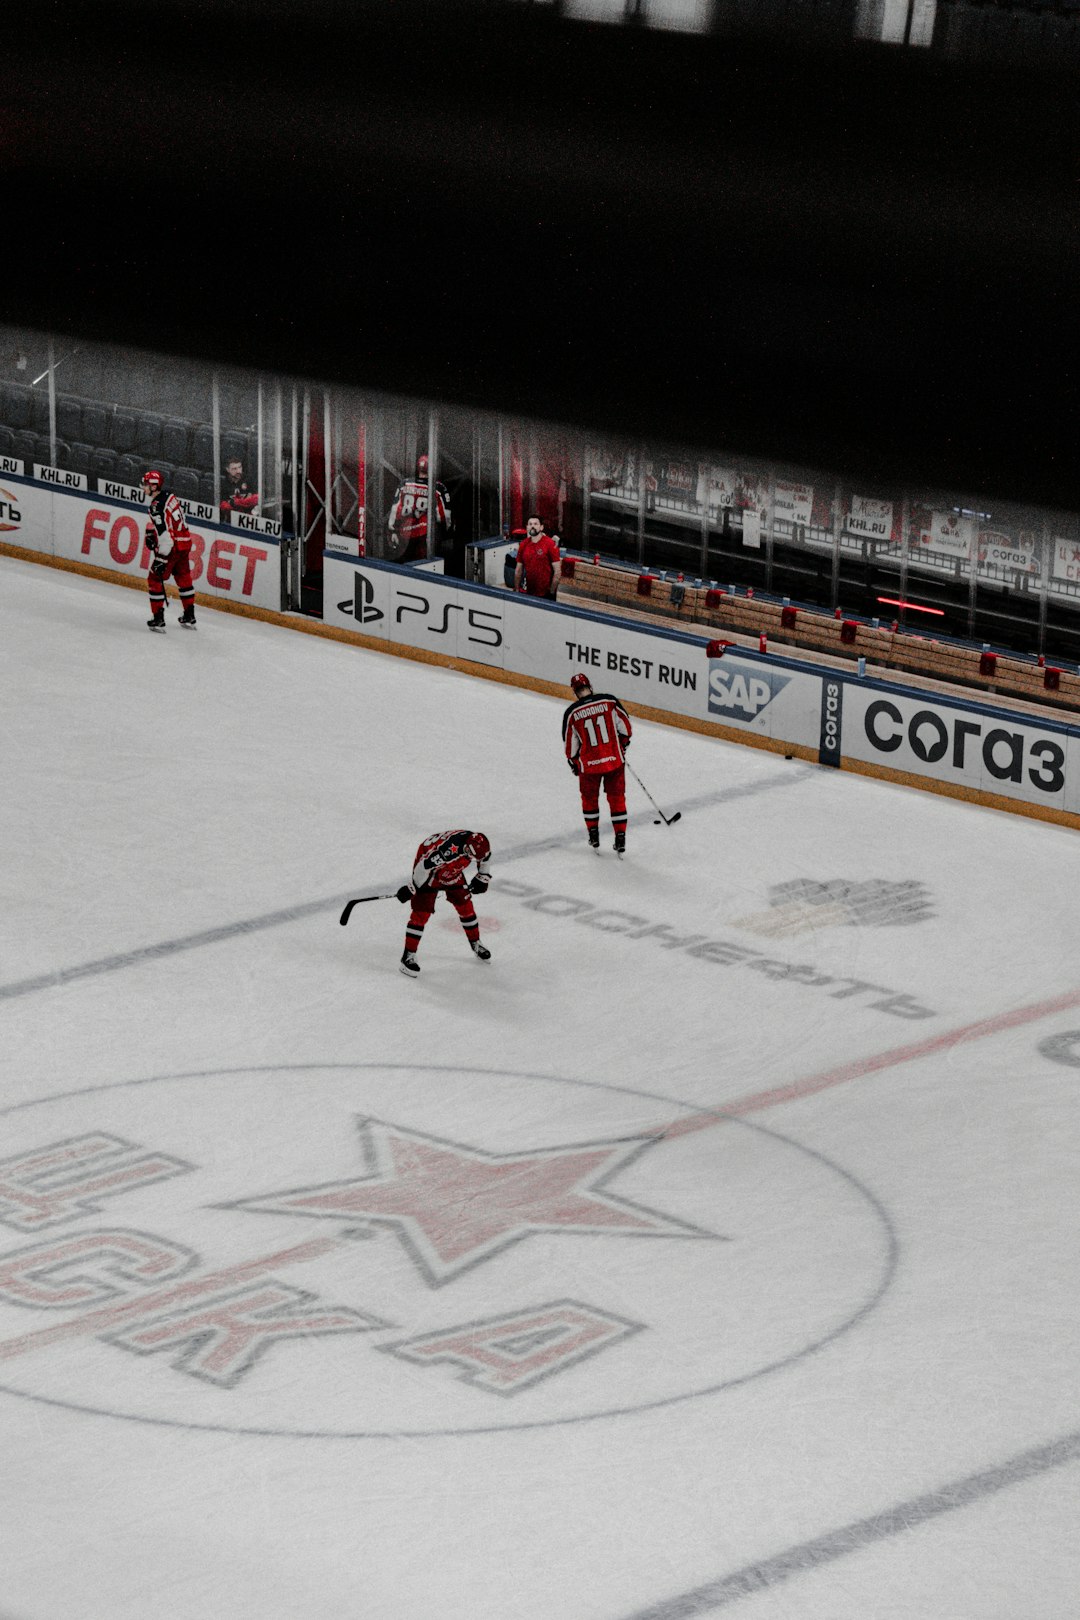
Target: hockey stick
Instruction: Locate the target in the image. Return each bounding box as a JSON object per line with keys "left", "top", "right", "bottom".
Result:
{"left": 625, "top": 761, "right": 682, "bottom": 826}
{"left": 339, "top": 895, "right": 398, "bottom": 926}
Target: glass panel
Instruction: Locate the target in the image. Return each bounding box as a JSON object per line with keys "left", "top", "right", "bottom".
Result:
{"left": 3, "top": 319, "right": 1078, "bottom": 658}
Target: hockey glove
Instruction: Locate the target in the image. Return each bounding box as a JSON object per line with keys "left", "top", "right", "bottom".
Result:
{"left": 469, "top": 875, "right": 489, "bottom": 895}
{"left": 150, "top": 555, "right": 170, "bottom": 578}
{"left": 144, "top": 530, "right": 158, "bottom": 552}
{"left": 621, "top": 736, "right": 630, "bottom": 751}
{"left": 568, "top": 758, "right": 581, "bottom": 775}
{"left": 396, "top": 886, "right": 413, "bottom": 904}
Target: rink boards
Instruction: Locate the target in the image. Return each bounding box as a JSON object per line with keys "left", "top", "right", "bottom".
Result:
{"left": 0, "top": 461, "right": 282, "bottom": 610}
{"left": 1, "top": 483, "right": 1077, "bottom": 827}
{"left": 324, "top": 551, "right": 1080, "bottom": 827}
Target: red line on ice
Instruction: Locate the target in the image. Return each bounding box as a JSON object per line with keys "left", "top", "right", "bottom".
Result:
{"left": 3, "top": 984, "right": 1079, "bottom": 1364}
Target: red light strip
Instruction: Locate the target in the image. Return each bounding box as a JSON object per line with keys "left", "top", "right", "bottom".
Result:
{"left": 875, "top": 597, "right": 945, "bottom": 616}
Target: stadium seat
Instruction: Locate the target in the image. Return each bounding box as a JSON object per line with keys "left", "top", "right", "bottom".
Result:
{"left": 81, "top": 401, "right": 109, "bottom": 447}
{"left": 65, "top": 443, "right": 92, "bottom": 477}
{"left": 135, "top": 412, "right": 163, "bottom": 461}
{"left": 0, "top": 425, "right": 14, "bottom": 456}
{"left": 110, "top": 410, "right": 138, "bottom": 456}
{"left": 190, "top": 424, "right": 215, "bottom": 471}
{"left": 115, "top": 453, "right": 144, "bottom": 486}
{"left": 12, "top": 430, "right": 37, "bottom": 463}
{"left": 29, "top": 391, "right": 50, "bottom": 432}
{"left": 0, "top": 382, "right": 32, "bottom": 432}
{"left": 171, "top": 466, "right": 200, "bottom": 502}
{"left": 199, "top": 471, "right": 217, "bottom": 507}
{"left": 90, "top": 447, "right": 118, "bottom": 481}
{"left": 221, "top": 430, "right": 249, "bottom": 466}
{"left": 161, "top": 417, "right": 192, "bottom": 465}
{"left": 56, "top": 397, "right": 82, "bottom": 444}
{"left": 35, "top": 436, "right": 68, "bottom": 469}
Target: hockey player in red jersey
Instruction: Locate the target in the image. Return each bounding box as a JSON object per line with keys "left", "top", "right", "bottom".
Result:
{"left": 396, "top": 829, "right": 492, "bottom": 977}
{"left": 142, "top": 469, "right": 197, "bottom": 631}
{"left": 386, "top": 454, "right": 452, "bottom": 565}
{"left": 562, "top": 673, "right": 632, "bottom": 855}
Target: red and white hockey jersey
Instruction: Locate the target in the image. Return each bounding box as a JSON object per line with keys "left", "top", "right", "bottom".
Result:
{"left": 145, "top": 490, "right": 193, "bottom": 559}
{"left": 562, "top": 693, "right": 632, "bottom": 774}
{"left": 387, "top": 478, "right": 451, "bottom": 552}
{"left": 411, "top": 829, "right": 491, "bottom": 892}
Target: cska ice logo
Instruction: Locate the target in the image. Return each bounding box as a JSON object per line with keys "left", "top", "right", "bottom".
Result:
{"left": 708, "top": 661, "right": 791, "bottom": 721}
{"left": 338, "top": 570, "right": 384, "bottom": 625}
{"left": 0, "top": 1064, "right": 892, "bottom": 1435}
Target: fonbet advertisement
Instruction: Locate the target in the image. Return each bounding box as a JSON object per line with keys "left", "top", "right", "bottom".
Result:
{"left": 0, "top": 472, "right": 281, "bottom": 611}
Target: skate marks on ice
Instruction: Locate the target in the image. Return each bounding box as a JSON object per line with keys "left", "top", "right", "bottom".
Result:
{"left": 624, "top": 1427, "right": 1080, "bottom": 1619}
{"left": 0, "top": 768, "right": 808, "bottom": 1003}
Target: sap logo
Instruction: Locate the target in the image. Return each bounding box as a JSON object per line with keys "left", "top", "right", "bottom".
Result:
{"left": 708, "top": 663, "right": 790, "bottom": 720}
{"left": 338, "top": 571, "right": 384, "bottom": 625}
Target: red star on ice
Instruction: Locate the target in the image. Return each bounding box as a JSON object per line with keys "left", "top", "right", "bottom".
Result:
{"left": 231, "top": 1120, "right": 719, "bottom": 1286}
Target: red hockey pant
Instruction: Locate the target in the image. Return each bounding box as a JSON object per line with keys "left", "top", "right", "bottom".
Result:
{"left": 579, "top": 766, "right": 627, "bottom": 834}
{"left": 148, "top": 544, "right": 195, "bottom": 615}
{"left": 404, "top": 883, "right": 480, "bottom": 955}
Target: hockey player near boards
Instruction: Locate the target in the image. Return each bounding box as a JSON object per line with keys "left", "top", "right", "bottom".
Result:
{"left": 563, "top": 673, "right": 632, "bottom": 855}
{"left": 396, "top": 829, "right": 492, "bottom": 977}
{"left": 386, "top": 453, "right": 452, "bottom": 565}
{"left": 142, "top": 469, "right": 197, "bottom": 631}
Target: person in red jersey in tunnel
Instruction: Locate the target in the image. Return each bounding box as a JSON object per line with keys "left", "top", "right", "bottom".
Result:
{"left": 396, "top": 829, "right": 493, "bottom": 977}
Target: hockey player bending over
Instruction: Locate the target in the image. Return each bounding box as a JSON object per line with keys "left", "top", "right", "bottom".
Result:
{"left": 563, "top": 673, "right": 632, "bottom": 855}
{"left": 143, "top": 469, "right": 197, "bottom": 631}
{"left": 396, "top": 830, "right": 492, "bottom": 978}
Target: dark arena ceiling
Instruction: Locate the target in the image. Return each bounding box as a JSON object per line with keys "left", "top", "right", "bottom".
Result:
{"left": 5, "top": 0, "right": 1078, "bottom": 510}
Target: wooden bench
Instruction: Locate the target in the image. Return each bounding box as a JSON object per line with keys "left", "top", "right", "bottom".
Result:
{"left": 557, "top": 557, "right": 1080, "bottom": 717}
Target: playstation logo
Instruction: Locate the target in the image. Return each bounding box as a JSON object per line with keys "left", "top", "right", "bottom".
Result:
{"left": 338, "top": 571, "right": 384, "bottom": 625}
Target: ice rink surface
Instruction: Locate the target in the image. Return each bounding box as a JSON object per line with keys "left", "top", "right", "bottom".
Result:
{"left": 2, "top": 556, "right": 1079, "bottom": 1620}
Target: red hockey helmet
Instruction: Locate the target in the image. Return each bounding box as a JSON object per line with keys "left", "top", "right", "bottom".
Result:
{"left": 142, "top": 469, "right": 163, "bottom": 492}
{"left": 570, "top": 672, "right": 593, "bottom": 696}
{"left": 416, "top": 454, "right": 429, "bottom": 477}
{"left": 465, "top": 832, "right": 491, "bottom": 863}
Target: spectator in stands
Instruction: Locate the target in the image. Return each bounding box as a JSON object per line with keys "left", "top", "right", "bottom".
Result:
{"left": 220, "top": 457, "right": 259, "bottom": 519}
{"left": 513, "top": 514, "right": 561, "bottom": 600}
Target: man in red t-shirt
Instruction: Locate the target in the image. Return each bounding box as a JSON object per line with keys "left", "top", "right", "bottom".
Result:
{"left": 562, "top": 673, "right": 632, "bottom": 855}
{"left": 513, "top": 514, "right": 561, "bottom": 599}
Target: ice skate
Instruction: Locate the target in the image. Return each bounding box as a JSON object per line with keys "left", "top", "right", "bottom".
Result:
{"left": 178, "top": 610, "right": 197, "bottom": 629}
{"left": 613, "top": 831, "right": 626, "bottom": 859}
{"left": 400, "top": 950, "right": 420, "bottom": 978}
{"left": 587, "top": 829, "right": 600, "bottom": 852}
{"left": 471, "top": 940, "right": 491, "bottom": 962}
{"left": 147, "top": 612, "right": 166, "bottom": 632}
